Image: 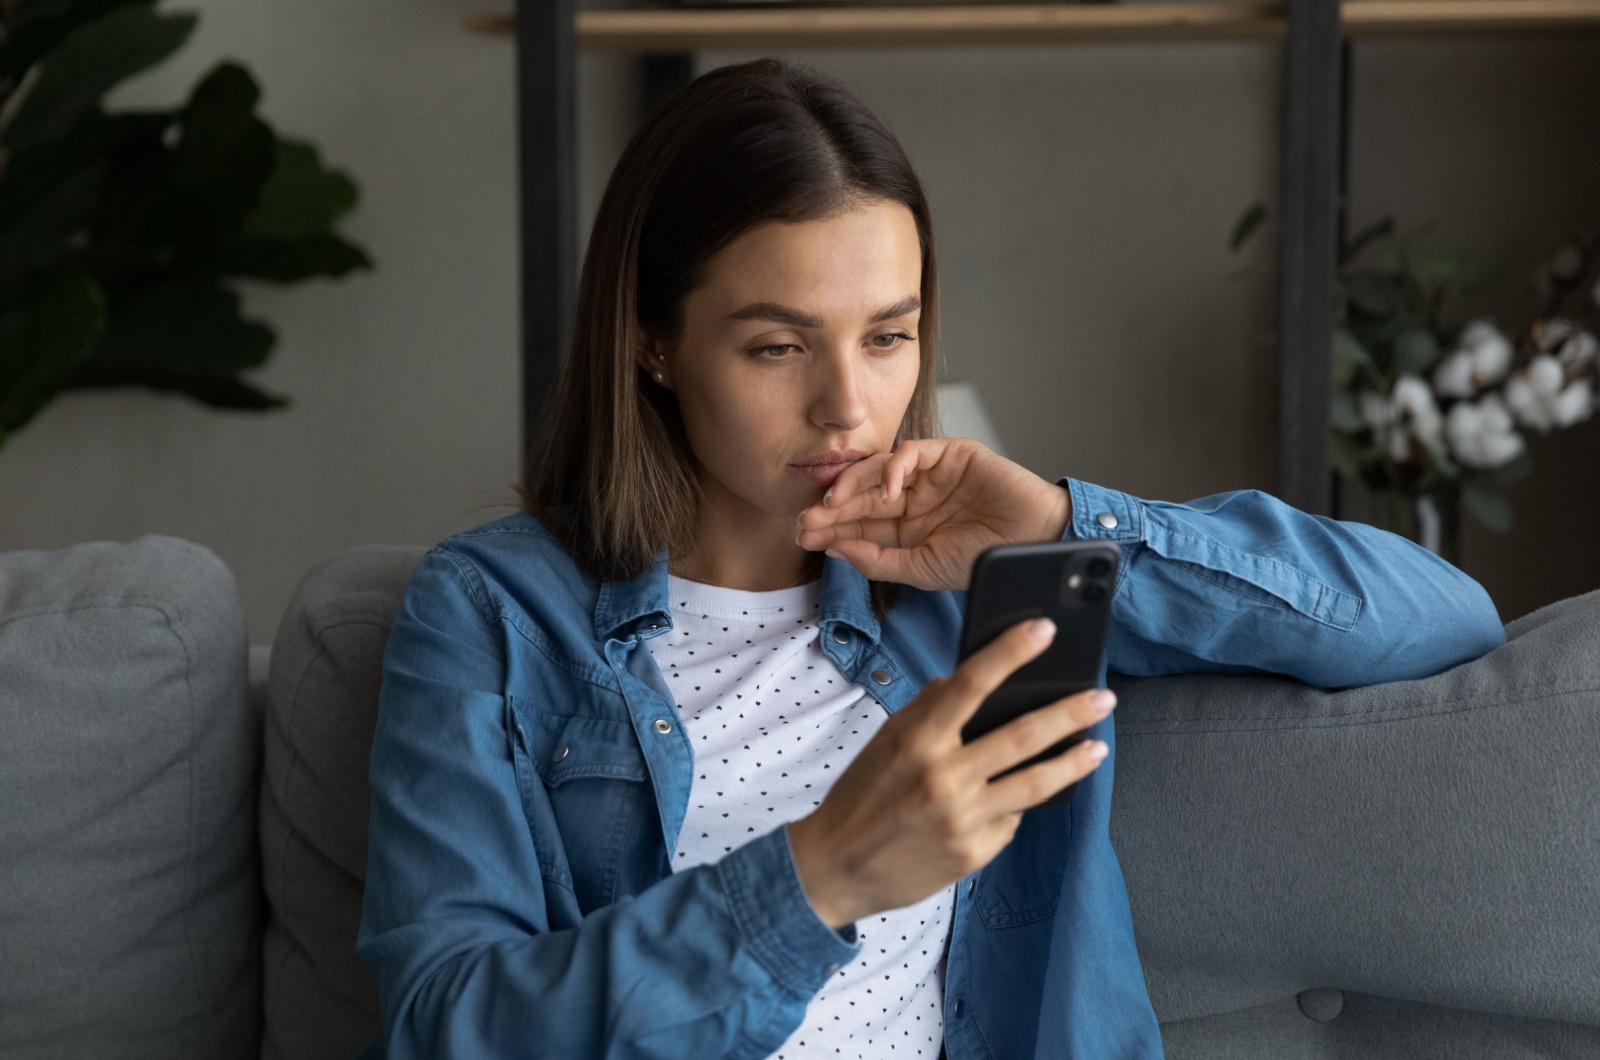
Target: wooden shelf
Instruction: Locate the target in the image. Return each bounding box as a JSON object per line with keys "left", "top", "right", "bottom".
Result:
{"left": 464, "top": 1, "right": 1600, "bottom": 50}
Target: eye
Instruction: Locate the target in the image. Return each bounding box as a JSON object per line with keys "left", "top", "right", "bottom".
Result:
{"left": 871, "top": 331, "right": 915, "bottom": 350}
{"left": 752, "top": 343, "right": 799, "bottom": 358}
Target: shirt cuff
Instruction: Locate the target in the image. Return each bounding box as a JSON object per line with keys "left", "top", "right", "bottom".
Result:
{"left": 716, "top": 824, "right": 861, "bottom": 998}
{"left": 1055, "top": 477, "right": 1145, "bottom": 545}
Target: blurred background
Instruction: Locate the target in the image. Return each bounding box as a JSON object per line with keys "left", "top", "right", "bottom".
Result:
{"left": 0, "top": 0, "right": 1596, "bottom": 643}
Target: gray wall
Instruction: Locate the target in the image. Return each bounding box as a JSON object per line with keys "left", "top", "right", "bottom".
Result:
{"left": 0, "top": 1, "right": 1594, "bottom": 641}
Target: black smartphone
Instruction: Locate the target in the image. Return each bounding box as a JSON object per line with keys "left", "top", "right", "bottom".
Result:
{"left": 956, "top": 539, "right": 1121, "bottom": 809}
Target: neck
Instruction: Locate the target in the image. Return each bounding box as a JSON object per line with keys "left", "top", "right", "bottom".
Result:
{"left": 671, "top": 478, "right": 821, "bottom": 591}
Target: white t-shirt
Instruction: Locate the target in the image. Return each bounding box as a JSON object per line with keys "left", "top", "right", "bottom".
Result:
{"left": 646, "top": 572, "right": 953, "bottom": 1059}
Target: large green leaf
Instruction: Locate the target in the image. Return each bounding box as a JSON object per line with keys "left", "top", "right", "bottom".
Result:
{"left": 0, "top": 269, "right": 107, "bottom": 444}
{"left": 170, "top": 61, "right": 277, "bottom": 229}
{"left": 91, "top": 280, "right": 273, "bottom": 375}
{"left": 218, "top": 230, "right": 371, "bottom": 283}
{"left": 0, "top": 0, "right": 146, "bottom": 82}
{"left": 0, "top": 160, "right": 103, "bottom": 277}
{"left": 242, "top": 139, "right": 359, "bottom": 240}
{"left": 3, "top": 3, "right": 196, "bottom": 150}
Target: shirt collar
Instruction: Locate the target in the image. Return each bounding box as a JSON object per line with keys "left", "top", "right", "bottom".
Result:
{"left": 592, "top": 549, "right": 882, "bottom": 647}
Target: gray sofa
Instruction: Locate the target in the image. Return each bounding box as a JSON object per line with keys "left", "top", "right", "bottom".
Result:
{"left": 1, "top": 533, "right": 1596, "bottom": 1059}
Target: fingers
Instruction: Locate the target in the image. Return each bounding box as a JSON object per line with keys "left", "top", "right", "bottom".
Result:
{"left": 983, "top": 734, "right": 1110, "bottom": 815}
{"left": 801, "top": 440, "right": 939, "bottom": 524}
{"left": 922, "top": 617, "right": 1056, "bottom": 734}
{"left": 958, "top": 687, "right": 1115, "bottom": 784}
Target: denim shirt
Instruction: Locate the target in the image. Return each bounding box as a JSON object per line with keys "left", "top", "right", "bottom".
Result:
{"left": 355, "top": 477, "right": 1506, "bottom": 1060}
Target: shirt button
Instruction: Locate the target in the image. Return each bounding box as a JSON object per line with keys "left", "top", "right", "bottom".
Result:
{"left": 554, "top": 742, "right": 570, "bottom": 762}
{"left": 1096, "top": 511, "right": 1119, "bottom": 530}
{"left": 953, "top": 997, "right": 966, "bottom": 1018}
{"left": 652, "top": 718, "right": 673, "bottom": 734}
{"left": 831, "top": 628, "right": 851, "bottom": 644}
{"left": 870, "top": 669, "right": 891, "bottom": 685}
{"left": 966, "top": 879, "right": 976, "bottom": 897}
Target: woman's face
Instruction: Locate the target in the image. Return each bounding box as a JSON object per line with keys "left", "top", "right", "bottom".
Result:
{"left": 641, "top": 198, "right": 924, "bottom": 526}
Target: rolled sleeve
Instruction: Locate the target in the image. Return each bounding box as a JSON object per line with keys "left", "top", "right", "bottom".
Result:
{"left": 719, "top": 825, "right": 861, "bottom": 997}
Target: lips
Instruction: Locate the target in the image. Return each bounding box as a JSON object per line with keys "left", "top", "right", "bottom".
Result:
{"left": 789, "top": 448, "right": 870, "bottom": 488}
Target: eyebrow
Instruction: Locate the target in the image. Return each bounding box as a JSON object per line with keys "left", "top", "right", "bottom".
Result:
{"left": 725, "top": 294, "right": 921, "bottom": 328}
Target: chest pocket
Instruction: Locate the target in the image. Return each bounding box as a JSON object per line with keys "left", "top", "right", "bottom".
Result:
{"left": 533, "top": 714, "right": 650, "bottom": 786}
{"left": 512, "top": 705, "right": 656, "bottom": 912}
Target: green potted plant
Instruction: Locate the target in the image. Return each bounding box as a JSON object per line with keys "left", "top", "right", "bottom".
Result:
{"left": 0, "top": 0, "right": 370, "bottom": 453}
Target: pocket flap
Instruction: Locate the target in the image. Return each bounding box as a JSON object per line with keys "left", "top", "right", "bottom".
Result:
{"left": 532, "top": 713, "right": 649, "bottom": 786}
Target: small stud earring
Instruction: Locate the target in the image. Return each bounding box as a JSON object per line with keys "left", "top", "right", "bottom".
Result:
{"left": 653, "top": 371, "right": 664, "bottom": 382}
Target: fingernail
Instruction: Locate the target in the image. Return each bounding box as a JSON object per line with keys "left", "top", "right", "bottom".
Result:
{"left": 825, "top": 549, "right": 845, "bottom": 560}
{"left": 823, "top": 488, "right": 834, "bottom": 505}
{"left": 1091, "top": 689, "right": 1117, "bottom": 712}
{"left": 1027, "top": 617, "right": 1056, "bottom": 641}
{"left": 1087, "top": 741, "right": 1108, "bottom": 761}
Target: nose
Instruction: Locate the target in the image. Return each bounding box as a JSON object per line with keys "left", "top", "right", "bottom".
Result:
{"left": 810, "top": 345, "right": 869, "bottom": 432}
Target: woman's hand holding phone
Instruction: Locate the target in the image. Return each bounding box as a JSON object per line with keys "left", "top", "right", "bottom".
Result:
{"left": 786, "top": 616, "right": 1114, "bottom": 931}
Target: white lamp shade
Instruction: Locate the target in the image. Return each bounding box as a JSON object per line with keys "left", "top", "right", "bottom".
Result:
{"left": 936, "top": 379, "right": 1007, "bottom": 458}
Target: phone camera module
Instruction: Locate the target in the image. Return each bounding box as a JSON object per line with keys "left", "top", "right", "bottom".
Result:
{"left": 1086, "top": 557, "right": 1111, "bottom": 577}
{"left": 1082, "top": 583, "right": 1107, "bottom": 603}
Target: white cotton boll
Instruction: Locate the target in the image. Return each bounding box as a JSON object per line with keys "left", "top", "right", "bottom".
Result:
{"left": 1469, "top": 330, "right": 1514, "bottom": 384}
{"left": 1478, "top": 392, "right": 1514, "bottom": 435}
{"left": 1528, "top": 355, "right": 1565, "bottom": 397}
{"left": 1459, "top": 320, "right": 1504, "bottom": 350}
{"left": 1392, "top": 374, "right": 1435, "bottom": 417}
{"left": 1557, "top": 330, "right": 1598, "bottom": 369}
{"left": 1479, "top": 429, "right": 1526, "bottom": 468}
{"left": 1537, "top": 318, "right": 1577, "bottom": 352}
{"left": 1445, "top": 399, "right": 1482, "bottom": 452}
{"left": 1504, "top": 375, "right": 1554, "bottom": 432}
{"left": 1552, "top": 379, "right": 1595, "bottom": 428}
{"left": 1444, "top": 394, "right": 1528, "bottom": 469}
{"left": 1433, "top": 351, "right": 1478, "bottom": 398}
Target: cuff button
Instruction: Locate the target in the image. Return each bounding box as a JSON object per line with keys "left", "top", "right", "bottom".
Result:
{"left": 1096, "top": 511, "right": 1119, "bottom": 530}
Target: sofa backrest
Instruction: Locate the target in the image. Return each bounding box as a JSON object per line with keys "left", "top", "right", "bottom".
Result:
{"left": 259, "top": 544, "right": 425, "bottom": 1060}
{"left": 0, "top": 536, "right": 261, "bottom": 1060}
{"left": 1108, "top": 586, "right": 1600, "bottom": 1058}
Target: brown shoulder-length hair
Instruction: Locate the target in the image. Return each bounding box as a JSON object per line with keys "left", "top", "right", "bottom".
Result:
{"left": 515, "top": 57, "right": 941, "bottom": 622}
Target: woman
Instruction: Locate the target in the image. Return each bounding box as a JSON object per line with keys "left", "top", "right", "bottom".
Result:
{"left": 356, "top": 58, "right": 1505, "bottom": 1060}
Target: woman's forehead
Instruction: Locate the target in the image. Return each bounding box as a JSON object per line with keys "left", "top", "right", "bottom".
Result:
{"left": 694, "top": 203, "right": 922, "bottom": 322}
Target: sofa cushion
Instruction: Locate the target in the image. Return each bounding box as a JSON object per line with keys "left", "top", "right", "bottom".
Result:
{"left": 1108, "top": 587, "right": 1600, "bottom": 1057}
{"left": 260, "top": 544, "right": 425, "bottom": 1060}
{"left": 0, "top": 535, "right": 260, "bottom": 1059}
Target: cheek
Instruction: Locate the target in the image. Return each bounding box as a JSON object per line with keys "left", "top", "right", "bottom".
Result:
{"left": 679, "top": 369, "right": 794, "bottom": 471}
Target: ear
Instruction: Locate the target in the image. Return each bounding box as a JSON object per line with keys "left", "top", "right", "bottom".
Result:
{"left": 634, "top": 327, "right": 673, "bottom": 391}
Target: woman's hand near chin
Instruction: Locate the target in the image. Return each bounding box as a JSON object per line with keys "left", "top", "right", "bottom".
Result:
{"left": 794, "top": 438, "right": 1073, "bottom": 591}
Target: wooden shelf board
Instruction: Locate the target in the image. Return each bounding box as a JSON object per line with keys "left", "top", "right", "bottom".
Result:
{"left": 464, "top": 1, "right": 1600, "bottom": 49}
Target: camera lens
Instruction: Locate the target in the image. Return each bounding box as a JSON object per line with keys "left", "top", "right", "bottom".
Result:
{"left": 1082, "top": 583, "right": 1106, "bottom": 602}
{"left": 1086, "top": 557, "right": 1110, "bottom": 577}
